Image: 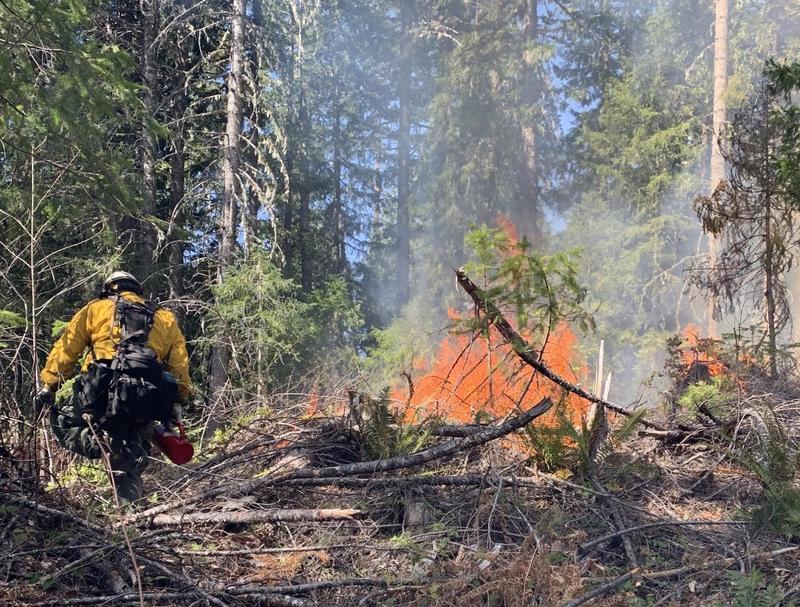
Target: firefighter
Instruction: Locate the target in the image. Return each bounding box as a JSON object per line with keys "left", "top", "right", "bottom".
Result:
{"left": 35, "top": 271, "right": 192, "bottom": 507}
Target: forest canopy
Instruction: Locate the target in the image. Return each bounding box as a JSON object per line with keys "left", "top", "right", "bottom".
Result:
{"left": 7, "top": 1, "right": 800, "bottom": 606}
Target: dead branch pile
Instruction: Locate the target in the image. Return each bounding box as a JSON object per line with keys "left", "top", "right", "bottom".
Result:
{"left": 4, "top": 272, "right": 800, "bottom": 606}
{"left": 3, "top": 380, "right": 799, "bottom": 607}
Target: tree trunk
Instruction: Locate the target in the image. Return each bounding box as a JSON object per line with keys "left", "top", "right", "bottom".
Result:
{"left": 208, "top": 0, "right": 245, "bottom": 427}
{"left": 396, "top": 0, "right": 412, "bottom": 306}
{"left": 518, "top": 0, "right": 540, "bottom": 243}
{"left": 167, "top": 88, "right": 186, "bottom": 314}
{"left": 168, "top": 74, "right": 186, "bottom": 314}
{"left": 763, "top": 92, "right": 777, "bottom": 377}
{"left": 138, "top": 0, "right": 159, "bottom": 288}
{"left": 707, "top": 0, "right": 728, "bottom": 339}
{"left": 372, "top": 160, "right": 382, "bottom": 231}
{"left": 282, "top": 26, "right": 297, "bottom": 280}
{"left": 298, "top": 85, "right": 312, "bottom": 293}
{"left": 332, "top": 93, "right": 346, "bottom": 276}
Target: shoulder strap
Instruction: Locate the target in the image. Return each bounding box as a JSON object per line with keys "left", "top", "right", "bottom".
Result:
{"left": 115, "top": 297, "right": 157, "bottom": 345}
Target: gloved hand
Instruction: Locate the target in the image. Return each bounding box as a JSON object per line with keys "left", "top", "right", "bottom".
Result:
{"left": 34, "top": 386, "right": 55, "bottom": 413}
{"left": 172, "top": 403, "right": 183, "bottom": 425}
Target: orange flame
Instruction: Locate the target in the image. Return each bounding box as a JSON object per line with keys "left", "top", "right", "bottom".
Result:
{"left": 680, "top": 324, "right": 726, "bottom": 377}
{"left": 399, "top": 214, "right": 589, "bottom": 426}
{"left": 400, "top": 313, "right": 589, "bottom": 425}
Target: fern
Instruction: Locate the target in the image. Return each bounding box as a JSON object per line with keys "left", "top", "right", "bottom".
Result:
{"left": 524, "top": 398, "right": 645, "bottom": 473}
{"left": 713, "top": 570, "right": 791, "bottom": 607}
{"left": 523, "top": 398, "right": 587, "bottom": 472}
{"left": 356, "top": 388, "right": 431, "bottom": 459}
{"left": 596, "top": 408, "right": 647, "bottom": 464}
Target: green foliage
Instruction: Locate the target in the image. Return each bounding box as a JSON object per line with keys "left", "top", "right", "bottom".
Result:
{"left": 0, "top": 310, "right": 25, "bottom": 328}
{"left": 713, "top": 569, "right": 790, "bottom": 607}
{"left": 523, "top": 400, "right": 587, "bottom": 473}
{"left": 678, "top": 377, "right": 735, "bottom": 417}
{"left": 50, "top": 319, "right": 68, "bottom": 340}
{"left": 352, "top": 388, "right": 430, "bottom": 460}
{"left": 524, "top": 398, "right": 645, "bottom": 474}
{"left": 767, "top": 60, "right": 800, "bottom": 211}
{"left": 297, "top": 277, "right": 364, "bottom": 376}
{"left": 47, "top": 461, "right": 108, "bottom": 493}
{"left": 209, "top": 252, "right": 363, "bottom": 389}
{"left": 364, "top": 294, "right": 445, "bottom": 385}
{"left": 463, "top": 225, "right": 593, "bottom": 337}
{"left": 726, "top": 409, "right": 800, "bottom": 536}
{"left": 597, "top": 408, "right": 648, "bottom": 464}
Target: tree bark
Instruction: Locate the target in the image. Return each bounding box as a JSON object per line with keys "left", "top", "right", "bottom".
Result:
{"left": 168, "top": 68, "right": 187, "bottom": 313}
{"left": 150, "top": 508, "right": 361, "bottom": 526}
{"left": 298, "top": 85, "right": 312, "bottom": 293}
{"left": 396, "top": 0, "right": 412, "bottom": 305}
{"left": 332, "top": 91, "right": 347, "bottom": 276}
{"left": 207, "top": 0, "right": 245, "bottom": 427}
{"left": 372, "top": 159, "right": 382, "bottom": 231}
{"left": 518, "top": 0, "right": 540, "bottom": 242}
{"left": 707, "top": 0, "right": 728, "bottom": 339}
{"left": 763, "top": 92, "right": 777, "bottom": 377}
{"left": 137, "top": 0, "right": 159, "bottom": 288}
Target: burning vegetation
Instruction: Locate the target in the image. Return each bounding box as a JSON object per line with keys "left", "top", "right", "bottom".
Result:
{"left": 402, "top": 315, "right": 589, "bottom": 426}
{"left": 8, "top": 1, "right": 800, "bottom": 605}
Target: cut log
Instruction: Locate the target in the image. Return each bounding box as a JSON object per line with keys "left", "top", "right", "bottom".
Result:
{"left": 150, "top": 508, "right": 361, "bottom": 527}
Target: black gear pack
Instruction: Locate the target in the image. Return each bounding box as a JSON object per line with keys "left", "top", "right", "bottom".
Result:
{"left": 73, "top": 296, "right": 177, "bottom": 432}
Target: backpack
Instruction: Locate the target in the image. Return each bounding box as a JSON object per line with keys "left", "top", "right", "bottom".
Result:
{"left": 74, "top": 296, "right": 177, "bottom": 432}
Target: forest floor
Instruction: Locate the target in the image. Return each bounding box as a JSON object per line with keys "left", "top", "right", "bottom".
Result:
{"left": 2, "top": 382, "right": 800, "bottom": 607}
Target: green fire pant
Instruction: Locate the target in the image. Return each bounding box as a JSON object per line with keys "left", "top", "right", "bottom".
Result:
{"left": 50, "top": 391, "right": 153, "bottom": 505}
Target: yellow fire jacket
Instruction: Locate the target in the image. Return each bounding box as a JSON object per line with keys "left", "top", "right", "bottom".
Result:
{"left": 41, "top": 292, "right": 192, "bottom": 402}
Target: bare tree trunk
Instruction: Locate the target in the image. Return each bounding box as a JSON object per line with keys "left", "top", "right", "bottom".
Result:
{"left": 208, "top": 0, "right": 245, "bottom": 429}
{"left": 138, "top": 0, "right": 159, "bottom": 287}
{"left": 707, "top": 0, "right": 728, "bottom": 339}
{"left": 396, "top": 0, "right": 412, "bottom": 306}
{"left": 332, "top": 93, "right": 346, "bottom": 276}
{"left": 168, "top": 70, "right": 187, "bottom": 313}
{"left": 518, "top": 0, "right": 540, "bottom": 242}
{"left": 297, "top": 87, "right": 312, "bottom": 292}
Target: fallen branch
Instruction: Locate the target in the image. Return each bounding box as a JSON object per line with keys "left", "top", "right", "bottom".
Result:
{"left": 454, "top": 268, "right": 665, "bottom": 431}
{"left": 280, "top": 473, "right": 550, "bottom": 489}
{"left": 579, "top": 519, "right": 749, "bottom": 555}
{"left": 427, "top": 423, "right": 491, "bottom": 437}
{"left": 175, "top": 543, "right": 405, "bottom": 556}
{"left": 30, "top": 592, "right": 308, "bottom": 607}
{"left": 225, "top": 578, "right": 389, "bottom": 595}
{"left": 639, "top": 546, "right": 798, "bottom": 580}
{"left": 3, "top": 494, "right": 107, "bottom": 535}
{"left": 560, "top": 568, "right": 640, "bottom": 607}
{"left": 39, "top": 546, "right": 118, "bottom": 590}
{"left": 129, "top": 398, "right": 553, "bottom": 522}
{"left": 30, "top": 593, "right": 195, "bottom": 606}
{"left": 149, "top": 507, "right": 361, "bottom": 527}
{"left": 589, "top": 475, "right": 638, "bottom": 569}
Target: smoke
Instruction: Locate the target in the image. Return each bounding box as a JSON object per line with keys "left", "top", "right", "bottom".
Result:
{"left": 362, "top": 1, "right": 800, "bottom": 407}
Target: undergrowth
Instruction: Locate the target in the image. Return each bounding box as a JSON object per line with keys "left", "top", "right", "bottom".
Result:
{"left": 352, "top": 388, "right": 430, "bottom": 459}
{"left": 523, "top": 398, "right": 645, "bottom": 473}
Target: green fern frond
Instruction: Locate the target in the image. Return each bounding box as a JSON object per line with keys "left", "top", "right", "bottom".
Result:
{"left": 596, "top": 408, "right": 646, "bottom": 464}
{"left": 523, "top": 396, "right": 587, "bottom": 472}
{"left": 358, "top": 388, "right": 430, "bottom": 459}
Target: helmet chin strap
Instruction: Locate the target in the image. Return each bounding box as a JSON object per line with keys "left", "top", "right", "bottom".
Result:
{"left": 102, "top": 281, "right": 143, "bottom": 297}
